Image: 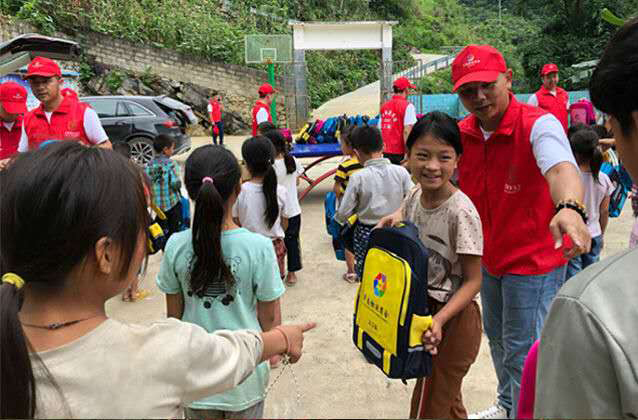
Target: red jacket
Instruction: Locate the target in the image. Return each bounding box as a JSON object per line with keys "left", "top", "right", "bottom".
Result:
{"left": 209, "top": 99, "right": 221, "bottom": 123}
{"left": 380, "top": 95, "right": 410, "bottom": 155}
{"left": 534, "top": 86, "right": 569, "bottom": 131}
{"left": 458, "top": 95, "right": 565, "bottom": 276}
{"left": 0, "top": 116, "right": 23, "bottom": 159}
{"left": 24, "top": 96, "right": 90, "bottom": 150}
{"left": 251, "top": 101, "right": 271, "bottom": 136}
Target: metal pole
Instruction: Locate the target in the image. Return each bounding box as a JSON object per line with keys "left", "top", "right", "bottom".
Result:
{"left": 268, "top": 62, "right": 277, "bottom": 125}
{"left": 499, "top": 0, "right": 502, "bottom": 25}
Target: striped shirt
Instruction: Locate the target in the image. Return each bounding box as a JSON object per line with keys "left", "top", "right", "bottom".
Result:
{"left": 334, "top": 157, "right": 363, "bottom": 194}
{"left": 145, "top": 155, "right": 181, "bottom": 211}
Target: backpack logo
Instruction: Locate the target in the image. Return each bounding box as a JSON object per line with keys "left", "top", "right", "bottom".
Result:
{"left": 373, "top": 273, "right": 387, "bottom": 297}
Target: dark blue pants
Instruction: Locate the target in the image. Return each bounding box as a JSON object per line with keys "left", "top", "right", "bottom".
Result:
{"left": 212, "top": 121, "right": 224, "bottom": 145}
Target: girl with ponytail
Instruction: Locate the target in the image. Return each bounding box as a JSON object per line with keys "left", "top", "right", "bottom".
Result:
{"left": 233, "top": 136, "right": 291, "bottom": 280}
{"left": 264, "top": 129, "right": 304, "bottom": 287}
{"left": 566, "top": 127, "right": 614, "bottom": 279}
{"left": 0, "top": 142, "right": 313, "bottom": 419}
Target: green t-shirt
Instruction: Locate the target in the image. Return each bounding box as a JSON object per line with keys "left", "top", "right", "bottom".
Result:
{"left": 156, "top": 228, "right": 285, "bottom": 411}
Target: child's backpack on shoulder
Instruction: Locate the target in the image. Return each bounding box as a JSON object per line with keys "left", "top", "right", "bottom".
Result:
{"left": 601, "top": 149, "right": 633, "bottom": 217}
{"left": 353, "top": 222, "right": 433, "bottom": 382}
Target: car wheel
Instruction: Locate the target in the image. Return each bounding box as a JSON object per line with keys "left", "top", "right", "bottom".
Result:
{"left": 129, "top": 137, "right": 154, "bottom": 166}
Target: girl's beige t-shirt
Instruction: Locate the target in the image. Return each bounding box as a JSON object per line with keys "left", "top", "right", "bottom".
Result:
{"left": 31, "top": 318, "right": 262, "bottom": 419}
{"left": 403, "top": 186, "right": 484, "bottom": 303}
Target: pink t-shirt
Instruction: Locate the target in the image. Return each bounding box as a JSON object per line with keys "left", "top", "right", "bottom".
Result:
{"left": 517, "top": 340, "right": 540, "bottom": 420}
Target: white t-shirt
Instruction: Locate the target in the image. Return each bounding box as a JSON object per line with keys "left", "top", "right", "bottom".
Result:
{"left": 273, "top": 157, "right": 304, "bottom": 218}
{"left": 233, "top": 181, "right": 290, "bottom": 239}
{"left": 32, "top": 318, "right": 262, "bottom": 419}
{"left": 377, "top": 103, "right": 417, "bottom": 130}
{"left": 17, "top": 107, "right": 109, "bottom": 152}
{"left": 580, "top": 170, "right": 613, "bottom": 237}
{"left": 256, "top": 108, "right": 269, "bottom": 124}
{"left": 3, "top": 121, "right": 15, "bottom": 131}
{"left": 527, "top": 91, "right": 570, "bottom": 109}
{"left": 479, "top": 113, "right": 576, "bottom": 175}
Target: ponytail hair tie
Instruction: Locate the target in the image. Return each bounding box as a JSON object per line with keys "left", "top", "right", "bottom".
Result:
{"left": 2, "top": 273, "right": 25, "bottom": 289}
{"left": 202, "top": 177, "right": 214, "bottom": 185}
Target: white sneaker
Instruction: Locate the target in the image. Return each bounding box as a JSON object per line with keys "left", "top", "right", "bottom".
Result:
{"left": 468, "top": 402, "right": 508, "bottom": 419}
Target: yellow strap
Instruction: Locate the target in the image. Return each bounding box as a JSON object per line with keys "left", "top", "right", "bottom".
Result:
{"left": 152, "top": 204, "right": 167, "bottom": 220}
{"left": 2, "top": 273, "right": 25, "bottom": 289}
{"left": 357, "top": 325, "right": 363, "bottom": 350}
{"left": 148, "top": 223, "right": 164, "bottom": 238}
{"left": 383, "top": 350, "right": 391, "bottom": 374}
{"left": 409, "top": 315, "right": 433, "bottom": 348}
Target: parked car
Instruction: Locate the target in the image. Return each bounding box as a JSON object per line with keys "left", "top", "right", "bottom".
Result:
{"left": 80, "top": 95, "right": 195, "bottom": 165}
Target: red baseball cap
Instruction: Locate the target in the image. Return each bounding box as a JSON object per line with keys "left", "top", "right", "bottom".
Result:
{"left": 540, "top": 63, "right": 559, "bottom": 76}
{"left": 24, "top": 56, "right": 61, "bottom": 79}
{"left": 0, "top": 82, "right": 28, "bottom": 114}
{"left": 258, "top": 83, "right": 276, "bottom": 95}
{"left": 452, "top": 45, "right": 507, "bottom": 92}
{"left": 393, "top": 77, "right": 416, "bottom": 90}
{"left": 61, "top": 87, "right": 79, "bottom": 101}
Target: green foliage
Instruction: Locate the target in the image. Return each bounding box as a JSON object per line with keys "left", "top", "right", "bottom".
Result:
{"left": 104, "top": 69, "right": 125, "bottom": 92}
{"left": 14, "top": 0, "right": 55, "bottom": 34}
{"left": 78, "top": 59, "right": 95, "bottom": 84}
{"left": 417, "top": 68, "right": 453, "bottom": 94}
{"left": 140, "top": 66, "right": 158, "bottom": 86}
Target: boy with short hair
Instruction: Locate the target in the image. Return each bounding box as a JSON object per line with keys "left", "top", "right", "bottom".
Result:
{"left": 335, "top": 125, "right": 413, "bottom": 279}
{"left": 144, "top": 134, "right": 183, "bottom": 240}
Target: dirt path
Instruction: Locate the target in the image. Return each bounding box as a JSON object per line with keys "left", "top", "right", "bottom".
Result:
{"left": 106, "top": 135, "right": 634, "bottom": 418}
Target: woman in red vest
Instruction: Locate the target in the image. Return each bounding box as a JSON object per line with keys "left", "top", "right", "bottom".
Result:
{"left": 251, "top": 83, "right": 274, "bottom": 136}
{"left": 208, "top": 90, "right": 224, "bottom": 145}
{"left": 527, "top": 63, "right": 569, "bottom": 131}
{"left": 18, "top": 56, "right": 111, "bottom": 152}
{"left": 0, "top": 82, "right": 28, "bottom": 167}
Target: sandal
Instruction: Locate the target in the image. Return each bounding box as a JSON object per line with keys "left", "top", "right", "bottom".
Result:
{"left": 342, "top": 273, "right": 358, "bottom": 284}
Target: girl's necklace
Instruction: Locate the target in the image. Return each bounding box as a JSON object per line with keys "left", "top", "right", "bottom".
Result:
{"left": 21, "top": 315, "right": 103, "bottom": 330}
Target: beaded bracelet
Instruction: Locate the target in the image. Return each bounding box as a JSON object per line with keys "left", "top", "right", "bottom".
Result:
{"left": 556, "top": 199, "right": 588, "bottom": 223}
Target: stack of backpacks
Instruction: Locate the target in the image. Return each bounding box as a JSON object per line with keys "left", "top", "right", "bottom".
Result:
{"left": 295, "top": 114, "right": 380, "bottom": 144}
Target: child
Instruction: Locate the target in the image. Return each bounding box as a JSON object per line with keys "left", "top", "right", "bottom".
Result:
{"left": 145, "top": 134, "right": 183, "bottom": 241}
{"left": 335, "top": 125, "right": 413, "bottom": 280}
{"left": 0, "top": 142, "right": 313, "bottom": 419}
{"left": 566, "top": 127, "right": 613, "bottom": 279}
{"left": 264, "top": 129, "right": 304, "bottom": 287}
{"left": 379, "top": 112, "right": 484, "bottom": 419}
{"left": 233, "top": 136, "right": 291, "bottom": 279}
{"left": 156, "top": 145, "right": 285, "bottom": 419}
{"left": 333, "top": 126, "right": 363, "bottom": 283}
{"left": 258, "top": 121, "right": 277, "bottom": 136}
{"left": 631, "top": 183, "right": 638, "bottom": 249}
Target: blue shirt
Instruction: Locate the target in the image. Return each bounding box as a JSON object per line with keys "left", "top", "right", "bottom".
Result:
{"left": 156, "top": 228, "right": 285, "bottom": 410}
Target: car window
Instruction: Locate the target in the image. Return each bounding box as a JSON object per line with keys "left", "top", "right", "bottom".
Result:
{"left": 126, "top": 102, "right": 154, "bottom": 117}
{"left": 88, "top": 100, "right": 117, "bottom": 118}
{"left": 116, "top": 102, "right": 132, "bottom": 117}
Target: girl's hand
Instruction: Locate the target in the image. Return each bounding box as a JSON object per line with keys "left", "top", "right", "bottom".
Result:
{"left": 279, "top": 322, "right": 316, "bottom": 363}
{"left": 422, "top": 318, "right": 443, "bottom": 356}
{"left": 375, "top": 209, "right": 403, "bottom": 229}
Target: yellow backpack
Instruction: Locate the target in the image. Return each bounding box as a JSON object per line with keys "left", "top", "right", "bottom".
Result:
{"left": 353, "top": 222, "right": 433, "bottom": 381}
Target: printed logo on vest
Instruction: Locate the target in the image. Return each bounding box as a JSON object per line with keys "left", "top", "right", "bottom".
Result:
{"left": 504, "top": 183, "right": 521, "bottom": 194}
{"left": 373, "top": 273, "right": 387, "bottom": 297}
{"left": 64, "top": 131, "right": 81, "bottom": 139}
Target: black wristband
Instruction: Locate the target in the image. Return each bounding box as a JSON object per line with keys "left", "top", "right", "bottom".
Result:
{"left": 556, "top": 201, "right": 588, "bottom": 223}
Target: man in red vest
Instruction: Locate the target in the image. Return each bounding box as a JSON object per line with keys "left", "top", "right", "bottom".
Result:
{"left": 379, "top": 76, "right": 417, "bottom": 164}
{"left": 207, "top": 90, "right": 224, "bottom": 145}
{"left": 251, "top": 83, "right": 274, "bottom": 136}
{"left": 18, "top": 56, "right": 111, "bottom": 152}
{"left": 527, "top": 63, "right": 569, "bottom": 131}
{"left": 449, "top": 46, "right": 590, "bottom": 419}
{"left": 0, "top": 82, "right": 28, "bottom": 167}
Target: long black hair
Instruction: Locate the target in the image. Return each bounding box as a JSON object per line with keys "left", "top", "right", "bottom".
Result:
{"left": 184, "top": 145, "right": 240, "bottom": 297}
{"left": 569, "top": 127, "right": 603, "bottom": 183}
{"left": 263, "top": 129, "right": 296, "bottom": 174}
{"left": 0, "top": 142, "right": 148, "bottom": 419}
{"left": 242, "top": 136, "right": 279, "bottom": 228}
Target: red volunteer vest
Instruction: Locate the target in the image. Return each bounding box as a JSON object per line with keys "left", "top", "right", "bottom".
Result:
{"left": 251, "top": 101, "right": 271, "bottom": 136}
{"left": 24, "top": 96, "right": 90, "bottom": 150}
{"left": 458, "top": 95, "right": 565, "bottom": 276}
{"left": 0, "top": 116, "right": 23, "bottom": 160}
{"left": 535, "top": 86, "right": 569, "bottom": 131}
{"left": 380, "top": 95, "right": 411, "bottom": 155}
{"left": 209, "top": 99, "right": 221, "bottom": 123}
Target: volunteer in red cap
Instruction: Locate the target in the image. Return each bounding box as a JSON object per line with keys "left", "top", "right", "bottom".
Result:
{"left": 207, "top": 90, "right": 224, "bottom": 145}
{"left": 251, "top": 83, "right": 275, "bottom": 136}
{"left": 18, "top": 56, "right": 111, "bottom": 152}
{"left": 378, "top": 76, "right": 417, "bottom": 164}
{"left": 527, "top": 63, "right": 569, "bottom": 131}
{"left": 444, "top": 45, "right": 589, "bottom": 420}
{"left": 0, "top": 82, "right": 28, "bottom": 164}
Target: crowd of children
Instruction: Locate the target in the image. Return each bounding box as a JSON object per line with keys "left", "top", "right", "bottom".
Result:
{"left": 3, "top": 20, "right": 638, "bottom": 418}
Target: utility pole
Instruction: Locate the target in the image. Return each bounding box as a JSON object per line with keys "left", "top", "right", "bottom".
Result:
{"left": 499, "top": 0, "right": 502, "bottom": 24}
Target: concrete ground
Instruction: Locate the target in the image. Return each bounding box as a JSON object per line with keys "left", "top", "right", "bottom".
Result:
{"left": 106, "top": 134, "right": 635, "bottom": 418}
